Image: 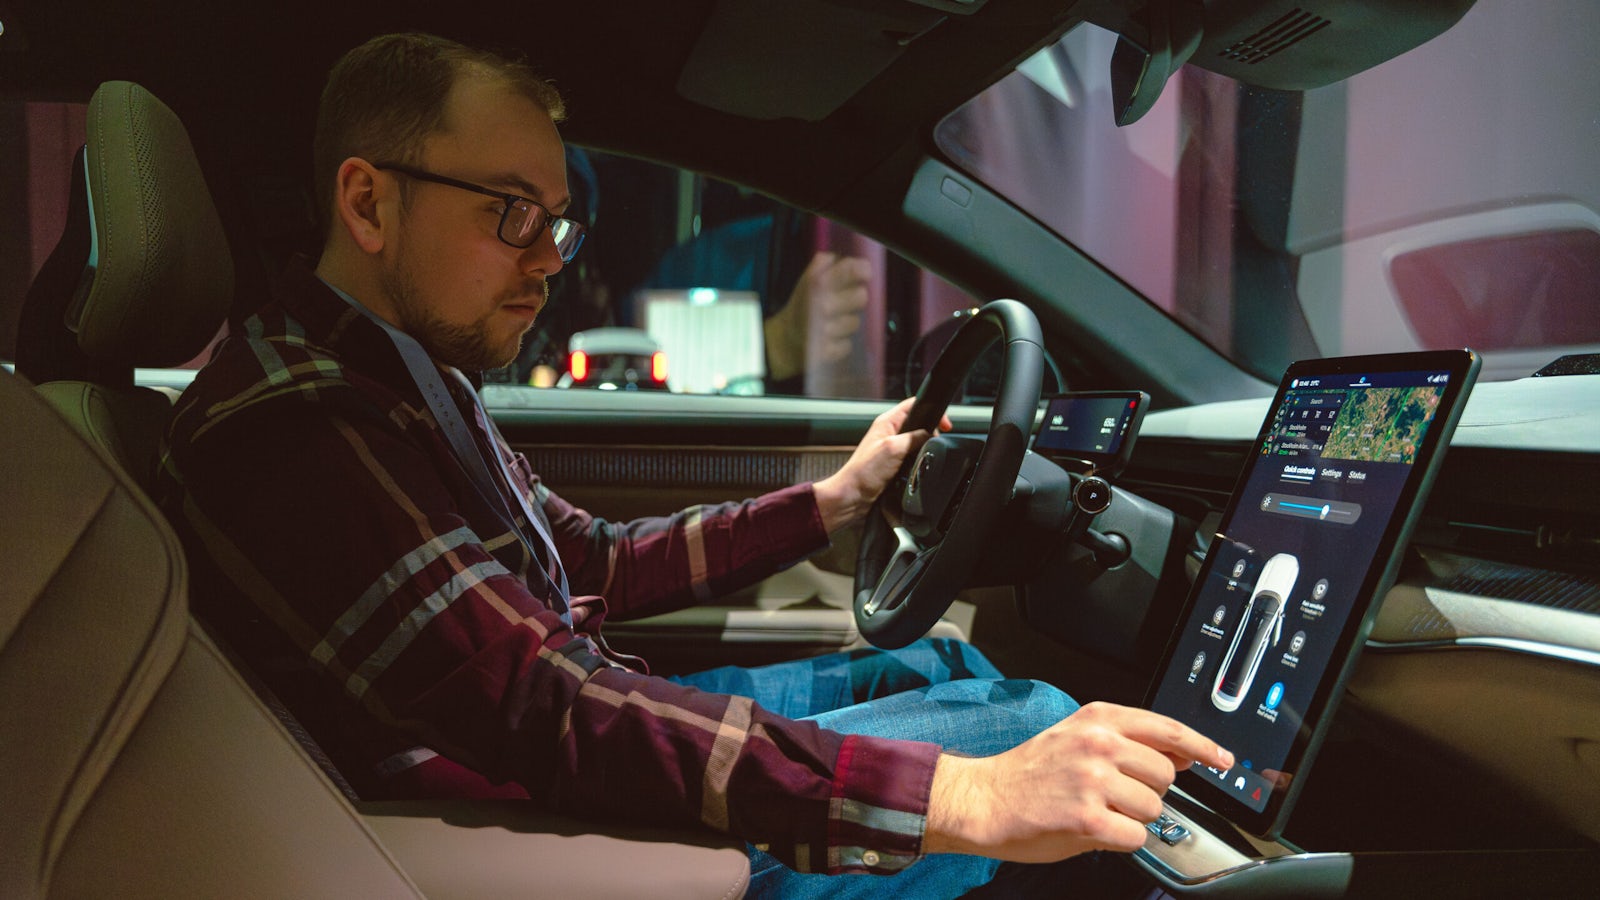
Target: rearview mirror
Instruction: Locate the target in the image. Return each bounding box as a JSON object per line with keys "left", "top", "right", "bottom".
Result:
{"left": 1109, "top": 0, "right": 1203, "bottom": 125}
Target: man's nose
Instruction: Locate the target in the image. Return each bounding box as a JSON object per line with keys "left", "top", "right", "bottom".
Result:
{"left": 520, "top": 231, "right": 565, "bottom": 278}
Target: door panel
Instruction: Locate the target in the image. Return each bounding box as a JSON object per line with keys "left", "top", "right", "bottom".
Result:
{"left": 487, "top": 390, "right": 979, "bottom": 672}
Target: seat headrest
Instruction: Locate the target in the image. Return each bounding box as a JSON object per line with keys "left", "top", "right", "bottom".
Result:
{"left": 71, "top": 80, "right": 234, "bottom": 369}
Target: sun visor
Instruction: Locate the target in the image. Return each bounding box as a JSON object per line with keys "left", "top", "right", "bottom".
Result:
{"left": 677, "top": 0, "right": 984, "bottom": 122}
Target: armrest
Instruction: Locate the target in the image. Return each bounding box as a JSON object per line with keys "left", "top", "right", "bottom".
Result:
{"left": 358, "top": 800, "right": 749, "bottom": 900}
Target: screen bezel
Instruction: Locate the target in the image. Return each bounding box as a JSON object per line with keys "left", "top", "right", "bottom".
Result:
{"left": 1031, "top": 390, "right": 1150, "bottom": 478}
{"left": 1144, "top": 349, "right": 1480, "bottom": 839}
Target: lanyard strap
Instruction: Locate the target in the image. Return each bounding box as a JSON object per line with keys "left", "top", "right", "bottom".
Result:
{"left": 442, "top": 365, "right": 571, "bottom": 602}
{"left": 323, "top": 281, "right": 571, "bottom": 619}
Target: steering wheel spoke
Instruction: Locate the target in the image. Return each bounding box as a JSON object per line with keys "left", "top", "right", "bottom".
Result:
{"left": 860, "top": 526, "right": 935, "bottom": 617}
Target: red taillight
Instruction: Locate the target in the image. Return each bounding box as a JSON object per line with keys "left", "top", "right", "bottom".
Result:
{"left": 650, "top": 351, "right": 668, "bottom": 382}
{"left": 570, "top": 350, "right": 589, "bottom": 381}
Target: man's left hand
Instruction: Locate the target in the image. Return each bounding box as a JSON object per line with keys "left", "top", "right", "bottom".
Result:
{"left": 813, "top": 397, "right": 952, "bottom": 533}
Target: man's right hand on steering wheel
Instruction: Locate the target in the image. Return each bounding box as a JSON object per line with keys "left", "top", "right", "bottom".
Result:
{"left": 814, "top": 397, "right": 951, "bottom": 534}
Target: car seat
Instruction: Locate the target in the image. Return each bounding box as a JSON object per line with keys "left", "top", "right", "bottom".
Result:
{"left": 2, "top": 81, "right": 749, "bottom": 898}
{"left": 0, "top": 369, "right": 751, "bottom": 899}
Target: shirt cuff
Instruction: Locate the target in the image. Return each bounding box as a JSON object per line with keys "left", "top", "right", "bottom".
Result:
{"left": 824, "top": 733, "right": 942, "bottom": 875}
{"left": 755, "top": 482, "right": 831, "bottom": 559}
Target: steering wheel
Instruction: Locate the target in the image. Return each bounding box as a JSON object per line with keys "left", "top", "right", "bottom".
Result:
{"left": 853, "top": 299, "right": 1045, "bottom": 648}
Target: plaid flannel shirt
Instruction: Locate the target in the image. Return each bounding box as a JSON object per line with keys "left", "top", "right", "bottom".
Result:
{"left": 156, "top": 266, "right": 941, "bottom": 874}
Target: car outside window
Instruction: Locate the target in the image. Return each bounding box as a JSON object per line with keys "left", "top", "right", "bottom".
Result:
{"left": 935, "top": 5, "right": 1600, "bottom": 382}
{"left": 486, "top": 147, "right": 979, "bottom": 400}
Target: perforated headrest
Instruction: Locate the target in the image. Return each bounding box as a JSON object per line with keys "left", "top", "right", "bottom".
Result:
{"left": 72, "top": 81, "right": 233, "bottom": 369}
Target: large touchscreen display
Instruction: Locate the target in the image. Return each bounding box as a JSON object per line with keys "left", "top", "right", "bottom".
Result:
{"left": 1148, "top": 350, "right": 1478, "bottom": 838}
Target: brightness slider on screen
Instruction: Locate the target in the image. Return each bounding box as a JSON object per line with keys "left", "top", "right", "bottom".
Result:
{"left": 1258, "top": 493, "right": 1363, "bottom": 525}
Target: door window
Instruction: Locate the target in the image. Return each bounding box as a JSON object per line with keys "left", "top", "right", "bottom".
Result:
{"left": 487, "top": 147, "right": 978, "bottom": 400}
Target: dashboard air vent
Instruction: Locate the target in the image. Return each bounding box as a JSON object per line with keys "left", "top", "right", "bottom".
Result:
{"left": 1217, "top": 9, "right": 1333, "bottom": 65}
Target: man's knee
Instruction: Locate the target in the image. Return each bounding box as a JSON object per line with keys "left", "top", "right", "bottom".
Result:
{"left": 992, "top": 678, "right": 1081, "bottom": 731}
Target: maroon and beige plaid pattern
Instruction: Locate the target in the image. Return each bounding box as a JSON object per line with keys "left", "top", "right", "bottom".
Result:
{"left": 155, "top": 267, "right": 941, "bottom": 874}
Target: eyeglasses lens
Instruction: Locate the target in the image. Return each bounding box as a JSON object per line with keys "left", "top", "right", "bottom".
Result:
{"left": 500, "top": 200, "right": 583, "bottom": 262}
{"left": 549, "top": 219, "right": 585, "bottom": 263}
{"left": 501, "top": 200, "right": 541, "bottom": 248}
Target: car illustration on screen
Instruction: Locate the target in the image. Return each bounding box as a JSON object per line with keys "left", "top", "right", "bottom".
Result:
{"left": 1212, "top": 553, "right": 1300, "bottom": 713}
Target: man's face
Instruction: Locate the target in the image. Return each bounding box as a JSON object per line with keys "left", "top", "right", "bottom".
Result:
{"left": 381, "top": 74, "right": 570, "bottom": 370}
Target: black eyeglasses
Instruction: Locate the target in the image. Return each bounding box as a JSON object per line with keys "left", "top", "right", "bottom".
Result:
{"left": 373, "top": 162, "right": 586, "bottom": 262}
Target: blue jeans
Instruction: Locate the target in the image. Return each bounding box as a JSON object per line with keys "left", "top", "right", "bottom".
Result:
{"left": 671, "top": 638, "right": 1084, "bottom": 899}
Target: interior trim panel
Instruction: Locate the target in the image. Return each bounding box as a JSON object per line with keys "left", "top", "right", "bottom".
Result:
{"left": 519, "top": 445, "right": 852, "bottom": 492}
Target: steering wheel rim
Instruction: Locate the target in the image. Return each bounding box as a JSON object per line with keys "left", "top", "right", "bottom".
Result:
{"left": 853, "top": 299, "right": 1045, "bottom": 648}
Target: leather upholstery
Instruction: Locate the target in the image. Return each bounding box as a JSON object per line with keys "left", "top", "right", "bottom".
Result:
{"left": 34, "top": 380, "right": 174, "bottom": 488}
{"left": 0, "top": 372, "right": 754, "bottom": 898}
{"left": 361, "top": 802, "right": 752, "bottom": 900}
{"left": 0, "top": 370, "right": 424, "bottom": 899}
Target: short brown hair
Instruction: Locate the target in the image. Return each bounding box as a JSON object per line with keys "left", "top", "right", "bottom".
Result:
{"left": 312, "top": 33, "right": 565, "bottom": 231}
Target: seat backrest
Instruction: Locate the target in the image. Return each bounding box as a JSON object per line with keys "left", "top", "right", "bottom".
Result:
{"left": 0, "top": 357, "right": 752, "bottom": 900}
{"left": 14, "top": 79, "right": 233, "bottom": 486}
{"left": 0, "top": 367, "right": 427, "bottom": 899}
{"left": 4, "top": 81, "right": 750, "bottom": 900}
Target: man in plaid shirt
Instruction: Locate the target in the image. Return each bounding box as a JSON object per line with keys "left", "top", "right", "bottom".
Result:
{"left": 159, "top": 32, "right": 1229, "bottom": 897}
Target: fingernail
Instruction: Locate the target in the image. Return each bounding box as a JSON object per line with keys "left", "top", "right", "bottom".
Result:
{"left": 1219, "top": 749, "right": 1235, "bottom": 768}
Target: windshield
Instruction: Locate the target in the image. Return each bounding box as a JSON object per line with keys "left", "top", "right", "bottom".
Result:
{"left": 935, "top": 2, "right": 1600, "bottom": 382}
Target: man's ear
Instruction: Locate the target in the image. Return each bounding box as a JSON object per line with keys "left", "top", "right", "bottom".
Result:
{"left": 330, "top": 158, "right": 393, "bottom": 255}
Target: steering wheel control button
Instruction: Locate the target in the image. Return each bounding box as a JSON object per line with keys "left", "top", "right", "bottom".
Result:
{"left": 903, "top": 447, "right": 934, "bottom": 514}
{"left": 909, "top": 452, "right": 933, "bottom": 497}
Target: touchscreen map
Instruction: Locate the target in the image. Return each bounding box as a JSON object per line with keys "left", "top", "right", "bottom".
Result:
{"left": 1265, "top": 383, "right": 1441, "bottom": 464}
{"left": 1149, "top": 366, "right": 1456, "bottom": 820}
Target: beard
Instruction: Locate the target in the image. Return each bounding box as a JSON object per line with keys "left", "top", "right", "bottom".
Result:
{"left": 379, "top": 241, "right": 547, "bottom": 372}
